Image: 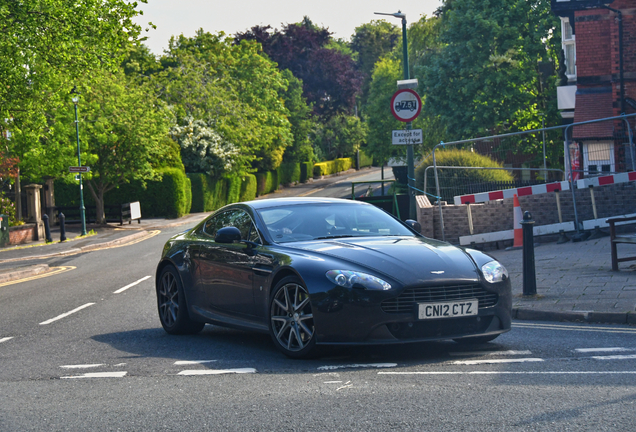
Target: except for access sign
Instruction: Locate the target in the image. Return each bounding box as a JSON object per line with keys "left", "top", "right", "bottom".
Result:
{"left": 390, "top": 89, "right": 422, "bottom": 122}
{"left": 69, "top": 166, "right": 90, "bottom": 173}
{"left": 392, "top": 129, "right": 423, "bottom": 145}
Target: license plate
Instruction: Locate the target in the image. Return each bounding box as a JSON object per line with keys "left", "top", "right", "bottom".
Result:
{"left": 418, "top": 299, "right": 478, "bottom": 320}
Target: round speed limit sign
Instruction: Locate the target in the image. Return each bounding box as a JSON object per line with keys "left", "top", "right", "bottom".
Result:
{"left": 390, "top": 89, "right": 422, "bottom": 122}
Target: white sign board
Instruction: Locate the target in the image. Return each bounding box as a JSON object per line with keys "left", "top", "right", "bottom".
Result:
{"left": 130, "top": 201, "right": 142, "bottom": 220}
{"left": 392, "top": 129, "right": 423, "bottom": 145}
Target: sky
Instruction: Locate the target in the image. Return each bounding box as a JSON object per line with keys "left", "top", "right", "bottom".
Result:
{"left": 133, "top": 0, "right": 443, "bottom": 54}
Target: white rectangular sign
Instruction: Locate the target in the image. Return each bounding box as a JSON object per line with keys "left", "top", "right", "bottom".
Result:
{"left": 392, "top": 129, "right": 423, "bottom": 145}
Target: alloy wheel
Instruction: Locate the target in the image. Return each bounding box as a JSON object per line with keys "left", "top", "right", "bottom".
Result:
{"left": 270, "top": 282, "right": 314, "bottom": 352}
{"left": 158, "top": 270, "right": 179, "bottom": 328}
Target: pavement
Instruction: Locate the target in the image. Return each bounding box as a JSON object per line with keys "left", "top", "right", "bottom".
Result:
{"left": 1, "top": 167, "right": 635, "bottom": 325}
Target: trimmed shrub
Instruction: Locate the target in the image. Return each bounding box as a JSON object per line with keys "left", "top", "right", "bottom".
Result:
{"left": 313, "top": 158, "right": 354, "bottom": 177}
{"left": 184, "top": 177, "right": 192, "bottom": 215}
{"left": 226, "top": 175, "right": 242, "bottom": 204}
{"left": 359, "top": 149, "right": 373, "bottom": 168}
{"left": 279, "top": 162, "right": 301, "bottom": 185}
{"left": 239, "top": 174, "right": 257, "bottom": 202}
{"left": 256, "top": 171, "right": 279, "bottom": 196}
{"left": 300, "top": 162, "right": 313, "bottom": 183}
{"left": 188, "top": 173, "right": 213, "bottom": 213}
{"left": 213, "top": 177, "right": 229, "bottom": 209}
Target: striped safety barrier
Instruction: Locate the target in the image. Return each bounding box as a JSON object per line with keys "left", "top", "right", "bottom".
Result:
{"left": 453, "top": 181, "right": 570, "bottom": 205}
{"left": 576, "top": 171, "right": 636, "bottom": 188}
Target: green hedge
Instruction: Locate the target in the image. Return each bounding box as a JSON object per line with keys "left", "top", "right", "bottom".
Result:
{"left": 313, "top": 157, "right": 354, "bottom": 177}
{"left": 239, "top": 174, "right": 257, "bottom": 202}
{"left": 256, "top": 171, "right": 279, "bottom": 196}
{"left": 55, "top": 168, "right": 191, "bottom": 218}
{"left": 184, "top": 177, "right": 192, "bottom": 215}
{"left": 279, "top": 162, "right": 301, "bottom": 185}
{"left": 359, "top": 150, "right": 373, "bottom": 168}
{"left": 188, "top": 173, "right": 215, "bottom": 212}
{"left": 300, "top": 162, "right": 313, "bottom": 183}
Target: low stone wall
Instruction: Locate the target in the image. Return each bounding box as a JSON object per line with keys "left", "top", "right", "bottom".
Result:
{"left": 418, "top": 182, "right": 636, "bottom": 247}
{"left": 9, "top": 224, "right": 38, "bottom": 245}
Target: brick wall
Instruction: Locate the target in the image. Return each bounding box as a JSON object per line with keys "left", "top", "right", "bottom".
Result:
{"left": 8, "top": 225, "right": 37, "bottom": 245}
{"left": 575, "top": 9, "right": 612, "bottom": 78}
{"left": 418, "top": 182, "right": 636, "bottom": 246}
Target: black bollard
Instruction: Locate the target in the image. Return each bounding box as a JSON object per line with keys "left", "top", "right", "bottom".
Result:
{"left": 43, "top": 214, "right": 53, "bottom": 243}
{"left": 520, "top": 211, "right": 536, "bottom": 296}
{"left": 59, "top": 212, "right": 67, "bottom": 242}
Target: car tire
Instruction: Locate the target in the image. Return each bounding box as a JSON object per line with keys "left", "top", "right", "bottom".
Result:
{"left": 157, "top": 265, "right": 205, "bottom": 335}
{"left": 453, "top": 334, "right": 500, "bottom": 344}
{"left": 269, "top": 276, "right": 317, "bottom": 359}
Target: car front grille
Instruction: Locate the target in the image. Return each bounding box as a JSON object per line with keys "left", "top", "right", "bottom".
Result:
{"left": 381, "top": 284, "right": 498, "bottom": 313}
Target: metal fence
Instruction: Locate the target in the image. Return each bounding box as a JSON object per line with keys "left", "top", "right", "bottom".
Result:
{"left": 424, "top": 113, "right": 636, "bottom": 241}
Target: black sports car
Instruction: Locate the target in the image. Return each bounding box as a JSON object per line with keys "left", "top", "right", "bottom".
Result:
{"left": 155, "top": 198, "right": 512, "bottom": 358}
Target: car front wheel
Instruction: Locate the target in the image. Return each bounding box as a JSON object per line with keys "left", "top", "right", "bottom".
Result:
{"left": 269, "top": 276, "right": 317, "bottom": 359}
{"left": 157, "top": 265, "right": 205, "bottom": 335}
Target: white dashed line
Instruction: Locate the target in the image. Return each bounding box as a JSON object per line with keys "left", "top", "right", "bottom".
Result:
{"left": 0, "top": 337, "right": 14, "bottom": 344}
{"left": 177, "top": 368, "right": 256, "bottom": 376}
{"left": 449, "top": 350, "right": 532, "bottom": 356}
{"left": 323, "top": 381, "right": 343, "bottom": 384}
{"left": 60, "top": 364, "right": 104, "bottom": 369}
{"left": 453, "top": 358, "right": 544, "bottom": 365}
{"left": 113, "top": 276, "right": 152, "bottom": 294}
{"left": 317, "top": 363, "right": 397, "bottom": 371}
{"left": 575, "top": 347, "right": 633, "bottom": 353}
{"left": 61, "top": 372, "right": 127, "bottom": 379}
{"left": 174, "top": 360, "right": 217, "bottom": 365}
{"left": 39, "top": 303, "right": 95, "bottom": 325}
{"left": 379, "top": 371, "right": 636, "bottom": 375}
{"left": 592, "top": 354, "right": 636, "bottom": 360}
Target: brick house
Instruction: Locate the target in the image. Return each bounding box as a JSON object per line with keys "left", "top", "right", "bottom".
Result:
{"left": 552, "top": 0, "right": 636, "bottom": 178}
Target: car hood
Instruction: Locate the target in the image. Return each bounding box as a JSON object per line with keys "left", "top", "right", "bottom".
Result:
{"left": 287, "top": 236, "right": 481, "bottom": 286}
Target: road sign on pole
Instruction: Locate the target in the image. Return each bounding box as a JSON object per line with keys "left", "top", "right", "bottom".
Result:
{"left": 392, "top": 129, "right": 423, "bottom": 145}
{"left": 390, "top": 89, "right": 422, "bottom": 123}
{"left": 69, "top": 166, "right": 90, "bottom": 173}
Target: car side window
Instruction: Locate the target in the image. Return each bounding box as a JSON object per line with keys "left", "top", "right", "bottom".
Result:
{"left": 203, "top": 209, "right": 261, "bottom": 244}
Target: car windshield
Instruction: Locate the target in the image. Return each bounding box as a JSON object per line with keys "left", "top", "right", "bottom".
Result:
{"left": 257, "top": 203, "right": 415, "bottom": 243}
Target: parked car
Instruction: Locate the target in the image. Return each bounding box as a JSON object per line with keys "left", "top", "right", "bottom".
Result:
{"left": 155, "top": 198, "right": 512, "bottom": 358}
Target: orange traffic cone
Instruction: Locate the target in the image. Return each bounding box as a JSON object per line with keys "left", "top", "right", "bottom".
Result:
{"left": 512, "top": 194, "right": 523, "bottom": 248}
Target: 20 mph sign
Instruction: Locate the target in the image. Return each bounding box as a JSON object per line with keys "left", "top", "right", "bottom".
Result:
{"left": 390, "top": 89, "right": 422, "bottom": 122}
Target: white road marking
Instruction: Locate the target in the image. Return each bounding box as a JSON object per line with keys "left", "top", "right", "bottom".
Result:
{"left": 317, "top": 363, "right": 397, "bottom": 371}
{"left": 453, "top": 358, "right": 544, "bottom": 365}
{"left": 114, "top": 363, "right": 126, "bottom": 367}
{"left": 0, "top": 337, "right": 14, "bottom": 344}
{"left": 575, "top": 347, "right": 633, "bottom": 353}
{"left": 323, "top": 381, "right": 343, "bottom": 384}
{"left": 450, "top": 350, "right": 532, "bottom": 356}
{"left": 336, "top": 381, "right": 353, "bottom": 391}
{"left": 177, "top": 368, "right": 256, "bottom": 376}
{"left": 379, "top": 371, "right": 636, "bottom": 375}
{"left": 174, "top": 360, "right": 217, "bottom": 365}
{"left": 60, "top": 364, "right": 104, "bottom": 369}
{"left": 113, "top": 276, "right": 152, "bottom": 294}
{"left": 592, "top": 354, "right": 636, "bottom": 360}
{"left": 61, "top": 372, "right": 127, "bottom": 379}
{"left": 39, "top": 303, "right": 95, "bottom": 325}
{"left": 514, "top": 322, "right": 636, "bottom": 334}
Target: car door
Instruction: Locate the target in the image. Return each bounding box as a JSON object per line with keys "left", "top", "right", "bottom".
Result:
{"left": 196, "top": 209, "right": 258, "bottom": 317}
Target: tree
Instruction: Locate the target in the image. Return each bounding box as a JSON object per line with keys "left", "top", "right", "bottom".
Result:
{"left": 235, "top": 18, "right": 362, "bottom": 117}
{"left": 313, "top": 114, "right": 366, "bottom": 161}
{"left": 46, "top": 69, "right": 172, "bottom": 223}
{"left": 280, "top": 70, "right": 315, "bottom": 163}
{"left": 421, "top": 0, "right": 561, "bottom": 141}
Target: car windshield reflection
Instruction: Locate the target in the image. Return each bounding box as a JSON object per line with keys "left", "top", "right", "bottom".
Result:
{"left": 257, "top": 203, "right": 414, "bottom": 243}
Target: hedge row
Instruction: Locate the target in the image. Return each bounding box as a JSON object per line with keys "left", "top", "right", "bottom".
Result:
{"left": 313, "top": 157, "right": 354, "bottom": 177}
{"left": 54, "top": 168, "right": 191, "bottom": 218}
{"left": 189, "top": 173, "right": 257, "bottom": 212}
{"left": 359, "top": 150, "right": 373, "bottom": 168}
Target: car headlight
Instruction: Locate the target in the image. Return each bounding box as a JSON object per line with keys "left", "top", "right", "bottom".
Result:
{"left": 326, "top": 270, "right": 391, "bottom": 290}
{"left": 481, "top": 260, "right": 508, "bottom": 283}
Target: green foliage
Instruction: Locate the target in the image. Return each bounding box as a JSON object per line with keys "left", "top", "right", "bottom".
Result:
{"left": 188, "top": 174, "right": 214, "bottom": 213}
{"left": 184, "top": 177, "right": 192, "bottom": 215}
{"left": 0, "top": 195, "right": 18, "bottom": 226}
{"left": 255, "top": 172, "right": 278, "bottom": 196}
{"left": 359, "top": 149, "right": 374, "bottom": 168}
{"left": 421, "top": 0, "right": 561, "bottom": 140}
{"left": 415, "top": 149, "right": 514, "bottom": 193}
{"left": 280, "top": 70, "right": 315, "bottom": 163}
{"left": 313, "top": 158, "right": 354, "bottom": 177}
{"left": 226, "top": 176, "right": 242, "bottom": 204}
{"left": 300, "top": 162, "right": 314, "bottom": 183}
{"left": 279, "top": 163, "right": 301, "bottom": 185}
{"left": 313, "top": 114, "right": 367, "bottom": 161}
{"left": 239, "top": 174, "right": 257, "bottom": 202}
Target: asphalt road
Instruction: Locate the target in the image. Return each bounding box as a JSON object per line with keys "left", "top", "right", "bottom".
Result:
{"left": 1, "top": 224, "right": 635, "bottom": 431}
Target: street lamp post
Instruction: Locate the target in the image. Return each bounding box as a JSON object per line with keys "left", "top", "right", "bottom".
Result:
{"left": 375, "top": 11, "right": 416, "bottom": 219}
{"left": 70, "top": 89, "right": 87, "bottom": 236}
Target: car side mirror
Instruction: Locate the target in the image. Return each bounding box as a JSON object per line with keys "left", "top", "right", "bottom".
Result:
{"left": 405, "top": 219, "right": 422, "bottom": 234}
{"left": 215, "top": 226, "right": 242, "bottom": 243}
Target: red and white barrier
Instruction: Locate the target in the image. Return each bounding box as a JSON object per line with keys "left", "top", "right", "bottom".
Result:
{"left": 576, "top": 171, "right": 636, "bottom": 188}
{"left": 453, "top": 181, "right": 570, "bottom": 206}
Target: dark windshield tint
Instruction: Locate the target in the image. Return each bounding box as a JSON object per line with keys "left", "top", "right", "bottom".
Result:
{"left": 257, "top": 203, "right": 414, "bottom": 243}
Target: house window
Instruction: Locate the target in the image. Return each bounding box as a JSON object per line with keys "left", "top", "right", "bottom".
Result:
{"left": 583, "top": 142, "right": 614, "bottom": 176}
{"left": 561, "top": 18, "right": 576, "bottom": 79}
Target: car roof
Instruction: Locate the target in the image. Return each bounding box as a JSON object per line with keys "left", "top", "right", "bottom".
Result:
{"left": 242, "top": 197, "right": 371, "bottom": 210}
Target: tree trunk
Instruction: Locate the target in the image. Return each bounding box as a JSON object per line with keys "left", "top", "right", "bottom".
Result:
{"left": 95, "top": 188, "right": 106, "bottom": 224}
